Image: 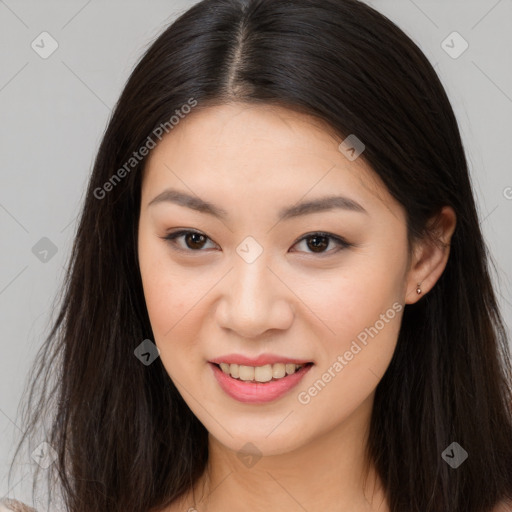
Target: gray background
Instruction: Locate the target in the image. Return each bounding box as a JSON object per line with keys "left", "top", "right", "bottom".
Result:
{"left": 1, "top": 0, "right": 511, "bottom": 506}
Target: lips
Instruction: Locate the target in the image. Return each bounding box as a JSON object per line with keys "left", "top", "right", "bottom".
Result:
{"left": 208, "top": 354, "right": 314, "bottom": 403}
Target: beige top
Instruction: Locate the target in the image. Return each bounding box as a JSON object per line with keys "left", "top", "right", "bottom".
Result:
{"left": 0, "top": 499, "right": 37, "bottom": 512}
{"left": 1, "top": 496, "right": 510, "bottom": 511}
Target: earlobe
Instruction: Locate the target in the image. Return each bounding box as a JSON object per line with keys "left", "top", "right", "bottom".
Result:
{"left": 405, "top": 206, "right": 457, "bottom": 304}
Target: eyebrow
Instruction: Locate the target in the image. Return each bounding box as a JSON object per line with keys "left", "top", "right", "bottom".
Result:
{"left": 147, "top": 188, "right": 368, "bottom": 220}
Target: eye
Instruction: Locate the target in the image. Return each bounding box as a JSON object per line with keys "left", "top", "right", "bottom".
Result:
{"left": 161, "top": 229, "right": 352, "bottom": 255}
{"left": 291, "top": 231, "right": 353, "bottom": 255}
{"left": 161, "top": 230, "right": 217, "bottom": 252}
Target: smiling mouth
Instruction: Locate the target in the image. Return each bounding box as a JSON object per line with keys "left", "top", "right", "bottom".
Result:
{"left": 213, "top": 362, "right": 314, "bottom": 383}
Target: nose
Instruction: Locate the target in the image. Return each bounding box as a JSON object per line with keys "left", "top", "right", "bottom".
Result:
{"left": 216, "top": 255, "right": 294, "bottom": 338}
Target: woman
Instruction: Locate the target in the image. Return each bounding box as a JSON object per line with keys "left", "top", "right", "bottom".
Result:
{"left": 4, "top": 0, "right": 512, "bottom": 510}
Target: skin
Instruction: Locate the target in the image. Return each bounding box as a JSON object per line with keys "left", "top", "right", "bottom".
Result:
{"left": 137, "top": 102, "right": 457, "bottom": 512}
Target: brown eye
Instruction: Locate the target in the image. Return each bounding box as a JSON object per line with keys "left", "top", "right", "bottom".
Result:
{"left": 305, "top": 235, "right": 329, "bottom": 253}
{"left": 182, "top": 232, "right": 207, "bottom": 250}
{"left": 292, "top": 232, "right": 352, "bottom": 255}
{"left": 162, "top": 230, "right": 217, "bottom": 252}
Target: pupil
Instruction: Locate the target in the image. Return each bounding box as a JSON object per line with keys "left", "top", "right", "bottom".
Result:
{"left": 308, "top": 236, "right": 327, "bottom": 252}
{"left": 187, "top": 233, "right": 205, "bottom": 249}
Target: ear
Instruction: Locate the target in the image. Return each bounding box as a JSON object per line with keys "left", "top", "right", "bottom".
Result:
{"left": 405, "top": 206, "right": 457, "bottom": 304}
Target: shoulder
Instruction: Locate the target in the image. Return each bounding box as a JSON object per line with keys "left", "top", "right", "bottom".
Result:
{"left": 0, "top": 499, "right": 37, "bottom": 512}
{"left": 493, "top": 499, "right": 512, "bottom": 512}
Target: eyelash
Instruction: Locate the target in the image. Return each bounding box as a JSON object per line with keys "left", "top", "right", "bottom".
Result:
{"left": 161, "top": 229, "right": 353, "bottom": 256}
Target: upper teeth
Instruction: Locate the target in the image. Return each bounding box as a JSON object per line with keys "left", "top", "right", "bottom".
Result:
{"left": 219, "top": 363, "right": 304, "bottom": 382}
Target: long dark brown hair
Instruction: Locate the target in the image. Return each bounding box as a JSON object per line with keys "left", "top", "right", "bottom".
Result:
{"left": 8, "top": 0, "right": 512, "bottom": 510}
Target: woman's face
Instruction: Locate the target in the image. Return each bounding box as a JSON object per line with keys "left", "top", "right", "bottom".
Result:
{"left": 138, "top": 102, "right": 417, "bottom": 456}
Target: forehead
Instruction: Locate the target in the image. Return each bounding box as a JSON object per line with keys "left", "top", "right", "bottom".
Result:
{"left": 147, "top": 102, "right": 352, "bottom": 168}
{"left": 141, "top": 103, "right": 400, "bottom": 219}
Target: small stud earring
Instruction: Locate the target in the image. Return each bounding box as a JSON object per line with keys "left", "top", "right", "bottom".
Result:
{"left": 416, "top": 282, "right": 422, "bottom": 294}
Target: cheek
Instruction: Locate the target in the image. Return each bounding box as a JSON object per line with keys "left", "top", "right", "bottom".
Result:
{"left": 140, "top": 268, "right": 206, "bottom": 391}
{"left": 292, "top": 257, "right": 403, "bottom": 346}
{"left": 142, "top": 270, "right": 199, "bottom": 349}
{"left": 296, "top": 297, "right": 402, "bottom": 426}
{"left": 294, "top": 254, "right": 404, "bottom": 398}
{"left": 138, "top": 232, "right": 200, "bottom": 362}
